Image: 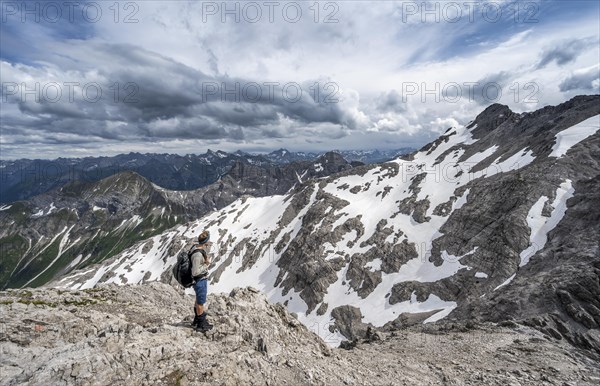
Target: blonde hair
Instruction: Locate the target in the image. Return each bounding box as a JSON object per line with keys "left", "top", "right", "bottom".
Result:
{"left": 198, "top": 230, "right": 210, "bottom": 244}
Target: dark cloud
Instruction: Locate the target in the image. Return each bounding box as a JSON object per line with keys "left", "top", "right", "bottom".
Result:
{"left": 443, "top": 71, "right": 513, "bottom": 105}
{"left": 559, "top": 67, "right": 600, "bottom": 92}
{"left": 375, "top": 90, "right": 407, "bottom": 113}
{"left": 206, "top": 49, "right": 220, "bottom": 75}
{"left": 2, "top": 43, "right": 361, "bottom": 145}
{"left": 536, "top": 37, "right": 599, "bottom": 69}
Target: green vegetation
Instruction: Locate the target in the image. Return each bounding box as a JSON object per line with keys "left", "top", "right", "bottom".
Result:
{"left": 163, "top": 369, "right": 186, "bottom": 386}
{"left": 18, "top": 290, "right": 33, "bottom": 298}
{"left": 82, "top": 288, "right": 103, "bottom": 294}
{"left": 2, "top": 206, "right": 184, "bottom": 289}
{"left": 5, "top": 202, "right": 31, "bottom": 226}
{"left": 13, "top": 236, "right": 63, "bottom": 288}
{"left": 17, "top": 299, "right": 58, "bottom": 307}
{"left": 2, "top": 206, "right": 79, "bottom": 289}
{"left": 63, "top": 298, "right": 98, "bottom": 306}
{"left": 85, "top": 214, "right": 181, "bottom": 266}
{"left": 0, "top": 234, "right": 29, "bottom": 289}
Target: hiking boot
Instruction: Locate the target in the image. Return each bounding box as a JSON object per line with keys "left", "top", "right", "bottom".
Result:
{"left": 191, "top": 307, "right": 200, "bottom": 328}
{"left": 191, "top": 315, "right": 201, "bottom": 328}
{"left": 195, "top": 312, "right": 213, "bottom": 332}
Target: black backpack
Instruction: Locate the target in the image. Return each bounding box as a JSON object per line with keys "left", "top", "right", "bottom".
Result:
{"left": 172, "top": 246, "right": 207, "bottom": 288}
{"left": 173, "top": 248, "right": 194, "bottom": 288}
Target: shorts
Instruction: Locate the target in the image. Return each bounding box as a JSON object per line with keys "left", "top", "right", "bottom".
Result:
{"left": 193, "top": 278, "right": 207, "bottom": 305}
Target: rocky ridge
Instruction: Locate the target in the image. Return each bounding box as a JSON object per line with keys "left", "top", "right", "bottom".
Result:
{"left": 1, "top": 283, "right": 599, "bottom": 386}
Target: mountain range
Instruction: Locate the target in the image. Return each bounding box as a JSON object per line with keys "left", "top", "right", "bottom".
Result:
{"left": 0, "top": 148, "right": 414, "bottom": 204}
{"left": 41, "top": 95, "right": 600, "bottom": 354}
{"left": 0, "top": 152, "right": 356, "bottom": 289}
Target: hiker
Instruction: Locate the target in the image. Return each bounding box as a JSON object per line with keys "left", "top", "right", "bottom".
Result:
{"left": 190, "top": 230, "right": 213, "bottom": 332}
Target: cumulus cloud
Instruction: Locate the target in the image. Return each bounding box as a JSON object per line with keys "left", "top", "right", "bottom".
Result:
{"left": 460, "top": 71, "right": 513, "bottom": 105}
{"left": 1, "top": 43, "right": 372, "bottom": 145}
{"left": 559, "top": 65, "right": 600, "bottom": 92}
{"left": 535, "top": 37, "right": 599, "bottom": 69}
{"left": 375, "top": 90, "right": 407, "bottom": 114}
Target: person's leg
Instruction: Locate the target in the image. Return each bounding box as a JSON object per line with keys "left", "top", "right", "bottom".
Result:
{"left": 192, "top": 282, "right": 203, "bottom": 327}
{"left": 195, "top": 280, "right": 212, "bottom": 331}
{"left": 196, "top": 279, "right": 207, "bottom": 313}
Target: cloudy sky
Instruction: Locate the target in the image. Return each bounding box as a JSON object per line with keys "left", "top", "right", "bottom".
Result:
{"left": 1, "top": 0, "right": 599, "bottom": 159}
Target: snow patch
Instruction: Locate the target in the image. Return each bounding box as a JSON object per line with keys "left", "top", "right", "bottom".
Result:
{"left": 489, "top": 148, "right": 536, "bottom": 174}
{"left": 519, "top": 180, "right": 574, "bottom": 267}
{"left": 423, "top": 305, "right": 457, "bottom": 323}
{"left": 31, "top": 209, "right": 44, "bottom": 218}
{"left": 364, "top": 259, "right": 382, "bottom": 272}
{"left": 549, "top": 115, "right": 600, "bottom": 157}
{"left": 494, "top": 274, "right": 516, "bottom": 291}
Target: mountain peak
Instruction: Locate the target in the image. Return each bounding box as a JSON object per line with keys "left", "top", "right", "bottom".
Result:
{"left": 103, "top": 170, "right": 149, "bottom": 184}
{"left": 79, "top": 171, "right": 154, "bottom": 199}
{"left": 468, "top": 103, "right": 515, "bottom": 138}
{"left": 317, "top": 151, "right": 347, "bottom": 164}
{"left": 270, "top": 148, "right": 290, "bottom": 155}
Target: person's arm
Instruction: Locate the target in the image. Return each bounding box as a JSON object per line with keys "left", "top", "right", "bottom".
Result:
{"left": 190, "top": 250, "right": 205, "bottom": 278}
{"left": 203, "top": 243, "right": 212, "bottom": 266}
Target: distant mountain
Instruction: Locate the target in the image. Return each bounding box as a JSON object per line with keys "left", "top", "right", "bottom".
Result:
{"left": 261, "top": 148, "right": 415, "bottom": 165}
{"left": 335, "top": 148, "right": 416, "bottom": 164}
{"left": 56, "top": 95, "right": 600, "bottom": 352}
{"left": 0, "top": 152, "right": 357, "bottom": 289}
{"left": 0, "top": 151, "right": 277, "bottom": 204}
{"left": 262, "top": 148, "right": 316, "bottom": 163}
{"left": 0, "top": 148, "right": 413, "bottom": 204}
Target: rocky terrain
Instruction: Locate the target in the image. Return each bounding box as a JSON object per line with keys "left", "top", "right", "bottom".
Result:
{"left": 0, "top": 152, "right": 356, "bottom": 289}
{"left": 53, "top": 96, "right": 600, "bottom": 355}
{"left": 1, "top": 282, "right": 599, "bottom": 386}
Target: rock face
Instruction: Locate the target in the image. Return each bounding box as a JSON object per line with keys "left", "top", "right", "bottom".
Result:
{"left": 226, "top": 151, "right": 356, "bottom": 196}
{"left": 1, "top": 283, "right": 599, "bottom": 386}
{"left": 52, "top": 96, "right": 600, "bottom": 351}
{"left": 451, "top": 176, "right": 600, "bottom": 353}
{"left": 0, "top": 153, "right": 357, "bottom": 289}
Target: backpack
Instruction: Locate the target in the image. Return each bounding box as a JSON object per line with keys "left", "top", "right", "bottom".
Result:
{"left": 172, "top": 248, "right": 194, "bottom": 288}
{"left": 172, "top": 246, "right": 208, "bottom": 288}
